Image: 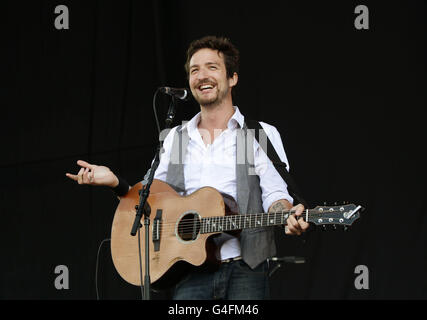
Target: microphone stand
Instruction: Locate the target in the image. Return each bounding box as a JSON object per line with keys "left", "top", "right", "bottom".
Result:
{"left": 267, "top": 256, "right": 306, "bottom": 278}
{"left": 130, "top": 95, "right": 177, "bottom": 300}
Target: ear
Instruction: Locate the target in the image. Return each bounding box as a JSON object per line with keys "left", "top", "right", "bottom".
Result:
{"left": 229, "top": 72, "right": 238, "bottom": 88}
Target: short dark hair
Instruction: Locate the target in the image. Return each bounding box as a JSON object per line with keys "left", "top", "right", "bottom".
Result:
{"left": 184, "top": 36, "right": 240, "bottom": 79}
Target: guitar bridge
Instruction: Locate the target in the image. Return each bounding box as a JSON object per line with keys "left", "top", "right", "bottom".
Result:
{"left": 152, "top": 209, "right": 162, "bottom": 251}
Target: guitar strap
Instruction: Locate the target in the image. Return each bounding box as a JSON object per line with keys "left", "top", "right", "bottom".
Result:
{"left": 245, "top": 119, "right": 308, "bottom": 208}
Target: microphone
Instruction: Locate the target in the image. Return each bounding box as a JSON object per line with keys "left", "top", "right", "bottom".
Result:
{"left": 159, "top": 87, "right": 189, "bottom": 101}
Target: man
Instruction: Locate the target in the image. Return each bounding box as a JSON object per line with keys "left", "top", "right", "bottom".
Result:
{"left": 66, "top": 36, "right": 309, "bottom": 299}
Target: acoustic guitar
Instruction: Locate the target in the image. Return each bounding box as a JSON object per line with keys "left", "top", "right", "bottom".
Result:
{"left": 111, "top": 179, "right": 362, "bottom": 289}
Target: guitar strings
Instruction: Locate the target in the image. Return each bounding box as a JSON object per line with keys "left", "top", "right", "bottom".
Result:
{"left": 158, "top": 217, "right": 328, "bottom": 235}
{"left": 158, "top": 218, "right": 346, "bottom": 235}
{"left": 155, "top": 209, "right": 331, "bottom": 228}
{"left": 157, "top": 211, "right": 342, "bottom": 229}
{"left": 156, "top": 210, "right": 346, "bottom": 233}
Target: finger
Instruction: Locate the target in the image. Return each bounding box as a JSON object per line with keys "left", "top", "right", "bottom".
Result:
{"left": 88, "top": 168, "right": 94, "bottom": 182}
{"left": 293, "top": 204, "right": 305, "bottom": 217}
{"left": 290, "top": 215, "right": 303, "bottom": 231}
{"left": 77, "top": 160, "right": 94, "bottom": 170}
{"left": 65, "top": 173, "right": 78, "bottom": 181}
{"left": 298, "top": 219, "right": 310, "bottom": 231}
{"left": 82, "top": 167, "right": 90, "bottom": 184}
{"left": 287, "top": 216, "right": 302, "bottom": 235}
{"left": 287, "top": 223, "right": 300, "bottom": 235}
{"left": 77, "top": 168, "right": 84, "bottom": 184}
{"left": 87, "top": 168, "right": 94, "bottom": 183}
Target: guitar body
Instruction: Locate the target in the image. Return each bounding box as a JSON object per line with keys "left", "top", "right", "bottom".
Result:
{"left": 111, "top": 179, "right": 362, "bottom": 290}
{"left": 111, "top": 179, "right": 238, "bottom": 290}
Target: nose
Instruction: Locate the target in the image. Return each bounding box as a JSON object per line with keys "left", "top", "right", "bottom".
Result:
{"left": 195, "top": 67, "right": 208, "bottom": 81}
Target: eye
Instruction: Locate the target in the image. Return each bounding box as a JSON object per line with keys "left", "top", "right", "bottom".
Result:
{"left": 190, "top": 68, "right": 198, "bottom": 74}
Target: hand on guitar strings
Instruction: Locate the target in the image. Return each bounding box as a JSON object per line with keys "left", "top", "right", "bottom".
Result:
{"left": 269, "top": 200, "right": 309, "bottom": 236}
{"left": 285, "top": 204, "right": 310, "bottom": 236}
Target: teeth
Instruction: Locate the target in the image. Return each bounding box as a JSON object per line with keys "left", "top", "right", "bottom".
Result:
{"left": 200, "top": 85, "right": 213, "bottom": 90}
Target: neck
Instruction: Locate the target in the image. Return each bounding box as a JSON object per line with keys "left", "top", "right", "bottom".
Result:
{"left": 198, "top": 101, "right": 235, "bottom": 131}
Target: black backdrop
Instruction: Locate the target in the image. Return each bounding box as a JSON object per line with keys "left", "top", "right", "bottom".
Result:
{"left": 0, "top": 0, "right": 426, "bottom": 300}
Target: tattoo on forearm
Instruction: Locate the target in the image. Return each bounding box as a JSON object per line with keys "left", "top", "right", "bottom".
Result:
{"left": 269, "top": 201, "right": 287, "bottom": 214}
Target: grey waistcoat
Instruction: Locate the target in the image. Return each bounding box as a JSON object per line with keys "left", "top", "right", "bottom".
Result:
{"left": 165, "top": 123, "right": 276, "bottom": 269}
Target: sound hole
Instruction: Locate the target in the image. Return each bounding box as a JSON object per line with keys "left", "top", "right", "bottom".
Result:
{"left": 177, "top": 212, "right": 201, "bottom": 242}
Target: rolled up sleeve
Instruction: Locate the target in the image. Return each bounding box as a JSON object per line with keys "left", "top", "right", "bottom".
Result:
{"left": 253, "top": 122, "right": 294, "bottom": 213}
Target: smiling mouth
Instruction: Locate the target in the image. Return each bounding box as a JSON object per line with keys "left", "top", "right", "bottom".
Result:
{"left": 198, "top": 84, "right": 215, "bottom": 92}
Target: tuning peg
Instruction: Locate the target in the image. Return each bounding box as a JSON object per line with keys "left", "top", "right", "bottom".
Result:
{"left": 323, "top": 201, "right": 327, "bottom": 206}
{"left": 343, "top": 226, "right": 348, "bottom": 232}
{"left": 332, "top": 224, "right": 337, "bottom": 230}
{"left": 322, "top": 225, "right": 327, "bottom": 231}
{"left": 334, "top": 202, "right": 337, "bottom": 205}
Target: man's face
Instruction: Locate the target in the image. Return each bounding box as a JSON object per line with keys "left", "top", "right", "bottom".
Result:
{"left": 188, "top": 48, "right": 236, "bottom": 107}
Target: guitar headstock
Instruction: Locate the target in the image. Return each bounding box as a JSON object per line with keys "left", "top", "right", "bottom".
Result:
{"left": 309, "top": 203, "right": 363, "bottom": 229}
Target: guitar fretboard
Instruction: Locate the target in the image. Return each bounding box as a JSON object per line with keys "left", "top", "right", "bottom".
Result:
{"left": 200, "top": 211, "right": 302, "bottom": 234}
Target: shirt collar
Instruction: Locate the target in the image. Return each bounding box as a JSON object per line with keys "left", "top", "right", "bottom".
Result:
{"left": 179, "top": 106, "right": 244, "bottom": 132}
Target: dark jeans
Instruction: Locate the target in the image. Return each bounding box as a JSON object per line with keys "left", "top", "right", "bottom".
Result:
{"left": 173, "top": 260, "right": 270, "bottom": 300}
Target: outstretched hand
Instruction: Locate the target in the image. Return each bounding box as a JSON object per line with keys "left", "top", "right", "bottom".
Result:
{"left": 65, "top": 160, "right": 119, "bottom": 187}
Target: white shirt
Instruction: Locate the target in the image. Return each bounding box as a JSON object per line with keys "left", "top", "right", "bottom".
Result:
{"left": 154, "top": 106, "right": 293, "bottom": 260}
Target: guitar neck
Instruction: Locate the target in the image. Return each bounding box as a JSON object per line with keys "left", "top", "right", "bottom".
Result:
{"left": 200, "top": 210, "right": 311, "bottom": 234}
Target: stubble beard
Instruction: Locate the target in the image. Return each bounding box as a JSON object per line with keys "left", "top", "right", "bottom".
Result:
{"left": 195, "top": 87, "right": 229, "bottom": 109}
